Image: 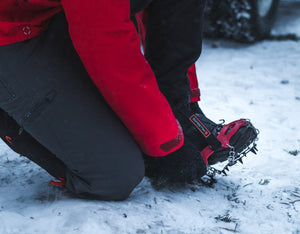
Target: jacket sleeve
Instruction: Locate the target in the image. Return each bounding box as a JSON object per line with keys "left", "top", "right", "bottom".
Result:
{"left": 61, "top": 0, "right": 183, "bottom": 156}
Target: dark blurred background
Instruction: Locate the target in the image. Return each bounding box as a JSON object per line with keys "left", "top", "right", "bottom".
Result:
{"left": 204, "top": 0, "right": 300, "bottom": 42}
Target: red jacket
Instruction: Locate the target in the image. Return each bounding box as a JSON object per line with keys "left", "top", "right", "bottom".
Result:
{"left": 0, "top": 0, "right": 184, "bottom": 156}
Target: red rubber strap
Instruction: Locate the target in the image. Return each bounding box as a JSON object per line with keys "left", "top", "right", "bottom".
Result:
{"left": 201, "top": 146, "right": 214, "bottom": 164}
{"left": 217, "top": 119, "right": 246, "bottom": 148}
{"left": 200, "top": 119, "right": 247, "bottom": 164}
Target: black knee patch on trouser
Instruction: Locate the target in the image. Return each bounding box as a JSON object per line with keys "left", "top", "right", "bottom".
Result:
{"left": 0, "top": 109, "right": 67, "bottom": 179}
{"left": 0, "top": 12, "right": 144, "bottom": 201}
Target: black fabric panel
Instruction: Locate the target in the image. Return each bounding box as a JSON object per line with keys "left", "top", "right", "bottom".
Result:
{"left": 131, "top": 0, "right": 152, "bottom": 14}
{"left": 145, "top": 0, "right": 206, "bottom": 108}
{"left": 0, "top": 109, "right": 67, "bottom": 179}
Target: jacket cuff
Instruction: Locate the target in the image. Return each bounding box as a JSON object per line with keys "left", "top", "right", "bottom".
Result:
{"left": 141, "top": 121, "right": 184, "bottom": 157}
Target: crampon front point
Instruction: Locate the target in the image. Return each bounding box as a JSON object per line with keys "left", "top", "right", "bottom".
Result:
{"left": 200, "top": 138, "right": 259, "bottom": 186}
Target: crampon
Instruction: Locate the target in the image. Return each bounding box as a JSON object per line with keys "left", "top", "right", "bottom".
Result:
{"left": 200, "top": 139, "right": 258, "bottom": 186}
{"left": 193, "top": 118, "right": 260, "bottom": 186}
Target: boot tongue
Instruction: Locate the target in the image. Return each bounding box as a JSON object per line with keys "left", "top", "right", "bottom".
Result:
{"left": 193, "top": 113, "right": 217, "bottom": 133}
{"left": 172, "top": 101, "right": 222, "bottom": 151}
{"left": 189, "top": 102, "right": 219, "bottom": 134}
{"left": 172, "top": 101, "right": 219, "bottom": 137}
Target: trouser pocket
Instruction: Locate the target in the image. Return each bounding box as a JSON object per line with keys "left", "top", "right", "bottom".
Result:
{"left": 0, "top": 78, "right": 16, "bottom": 101}
{"left": 19, "top": 90, "right": 57, "bottom": 130}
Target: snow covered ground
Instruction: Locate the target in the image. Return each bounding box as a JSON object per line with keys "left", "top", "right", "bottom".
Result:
{"left": 1, "top": 2, "right": 300, "bottom": 234}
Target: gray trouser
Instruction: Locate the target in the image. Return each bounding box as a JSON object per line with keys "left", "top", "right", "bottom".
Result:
{"left": 0, "top": 12, "right": 144, "bottom": 201}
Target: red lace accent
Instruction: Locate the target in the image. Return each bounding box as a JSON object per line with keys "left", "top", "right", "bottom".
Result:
{"left": 49, "top": 177, "right": 66, "bottom": 186}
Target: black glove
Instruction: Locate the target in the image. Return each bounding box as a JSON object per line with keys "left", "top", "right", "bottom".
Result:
{"left": 143, "top": 138, "right": 207, "bottom": 183}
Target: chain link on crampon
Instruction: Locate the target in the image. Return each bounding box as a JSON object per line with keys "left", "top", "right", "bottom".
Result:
{"left": 199, "top": 138, "right": 259, "bottom": 186}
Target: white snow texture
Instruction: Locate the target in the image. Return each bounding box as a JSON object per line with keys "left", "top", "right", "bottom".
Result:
{"left": 0, "top": 1, "right": 300, "bottom": 233}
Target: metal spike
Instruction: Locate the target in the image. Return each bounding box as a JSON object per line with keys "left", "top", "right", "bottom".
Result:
{"left": 225, "top": 166, "right": 230, "bottom": 171}
{"left": 250, "top": 148, "right": 257, "bottom": 154}
{"left": 253, "top": 146, "right": 258, "bottom": 152}
{"left": 222, "top": 170, "right": 227, "bottom": 176}
{"left": 238, "top": 158, "right": 243, "bottom": 164}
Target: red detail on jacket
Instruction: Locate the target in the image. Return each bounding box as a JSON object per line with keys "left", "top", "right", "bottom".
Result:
{"left": 0, "top": 0, "right": 183, "bottom": 156}
{"left": 160, "top": 121, "right": 183, "bottom": 152}
{"left": 188, "top": 65, "right": 201, "bottom": 103}
{"left": 136, "top": 11, "right": 147, "bottom": 48}
{"left": 0, "top": 1, "right": 62, "bottom": 46}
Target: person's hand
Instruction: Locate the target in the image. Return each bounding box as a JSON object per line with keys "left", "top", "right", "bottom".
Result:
{"left": 143, "top": 138, "right": 207, "bottom": 183}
